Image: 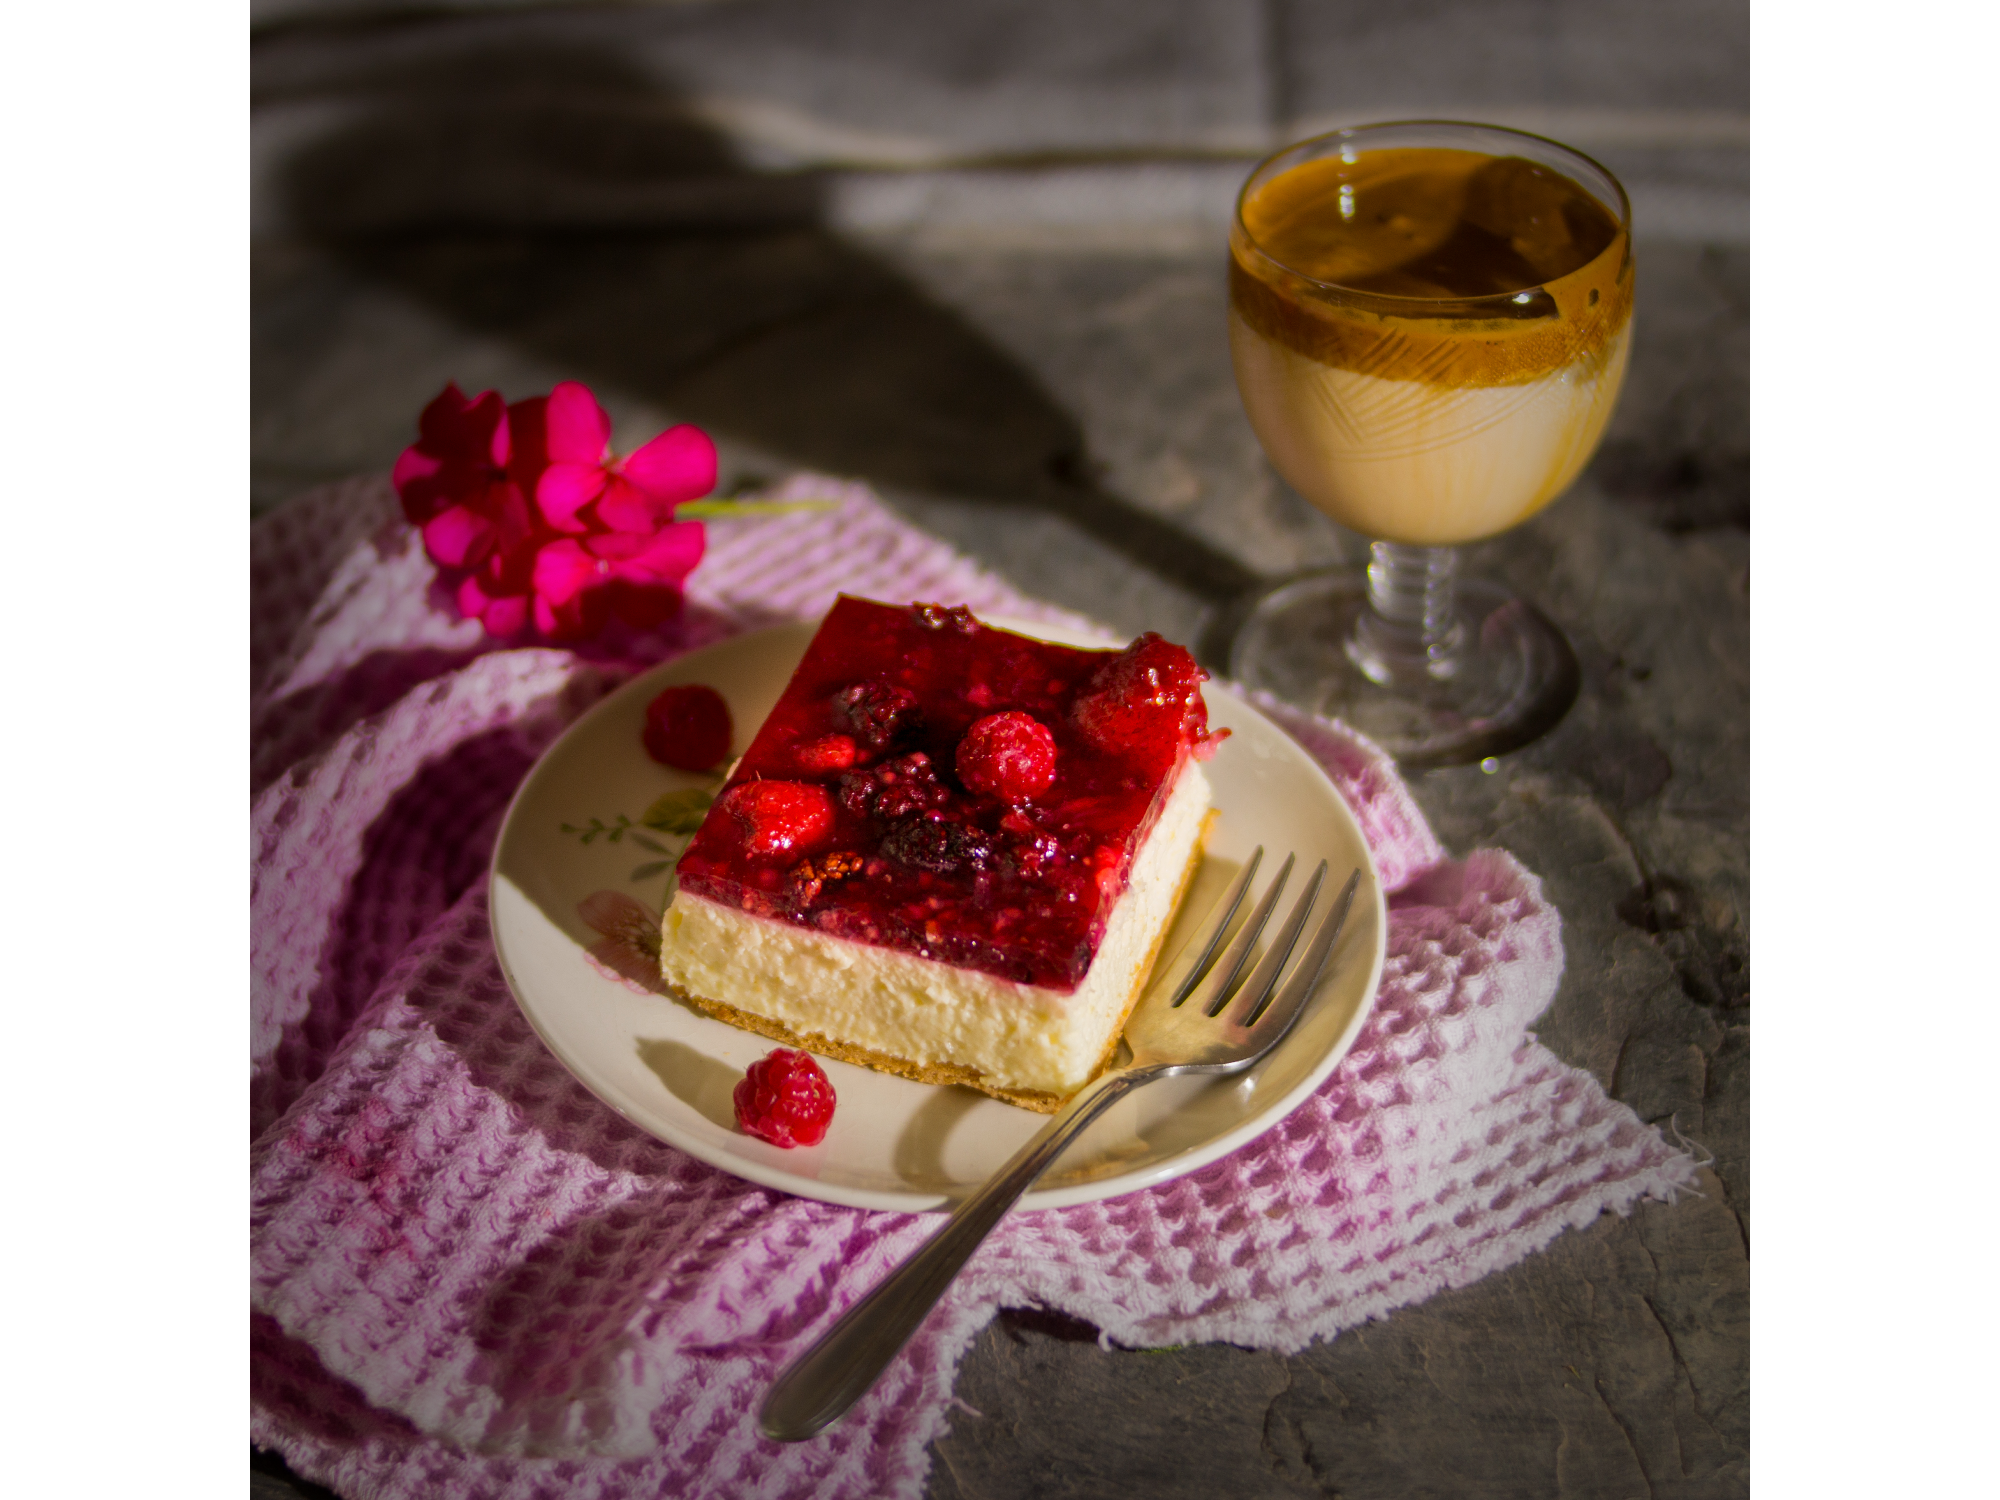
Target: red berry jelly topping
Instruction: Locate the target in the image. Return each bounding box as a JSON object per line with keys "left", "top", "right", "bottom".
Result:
{"left": 675, "top": 598, "right": 1218, "bottom": 991}
{"left": 643, "top": 684, "right": 733, "bottom": 771}
{"left": 733, "top": 1047, "right": 836, "bottom": 1148}
{"left": 956, "top": 711, "right": 1057, "bottom": 802}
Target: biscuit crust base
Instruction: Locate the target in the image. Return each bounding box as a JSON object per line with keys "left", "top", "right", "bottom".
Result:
{"left": 667, "top": 817, "right": 1212, "bottom": 1113}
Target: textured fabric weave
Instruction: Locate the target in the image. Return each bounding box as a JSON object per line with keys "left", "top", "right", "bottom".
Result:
{"left": 251, "top": 474, "right": 1697, "bottom": 1499}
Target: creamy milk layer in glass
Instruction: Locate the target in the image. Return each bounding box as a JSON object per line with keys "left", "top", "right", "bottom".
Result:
{"left": 1228, "top": 146, "right": 1634, "bottom": 547}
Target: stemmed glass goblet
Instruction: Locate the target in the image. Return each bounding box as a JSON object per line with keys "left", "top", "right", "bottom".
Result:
{"left": 1225, "top": 121, "right": 1634, "bottom": 766}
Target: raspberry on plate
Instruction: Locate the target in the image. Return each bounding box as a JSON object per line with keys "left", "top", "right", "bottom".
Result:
{"left": 644, "top": 684, "right": 733, "bottom": 771}
{"left": 733, "top": 1047, "right": 837, "bottom": 1148}
{"left": 955, "top": 710, "right": 1058, "bottom": 802}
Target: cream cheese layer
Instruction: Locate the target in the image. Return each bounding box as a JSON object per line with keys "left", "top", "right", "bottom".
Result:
{"left": 1229, "top": 314, "right": 1631, "bottom": 546}
{"left": 659, "top": 761, "right": 1212, "bottom": 1098}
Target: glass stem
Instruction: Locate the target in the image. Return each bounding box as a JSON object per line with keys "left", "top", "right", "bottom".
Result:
{"left": 1349, "top": 542, "right": 1464, "bottom": 684}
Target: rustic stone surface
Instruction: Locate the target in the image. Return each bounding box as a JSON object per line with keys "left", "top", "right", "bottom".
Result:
{"left": 933, "top": 1189, "right": 1746, "bottom": 1500}
{"left": 252, "top": 4, "right": 1747, "bottom": 1494}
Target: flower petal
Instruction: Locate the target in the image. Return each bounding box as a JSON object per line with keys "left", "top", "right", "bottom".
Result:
{"left": 505, "top": 394, "right": 551, "bottom": 492}
{"left": 543, "top": 381, "right": 611, "bottom": 466}
{"left": 392, "top": 445, "right": 447, "bottom": 522}
{"left": 417, "top": 383, "right": 509, "bottom": 468}
{"left": 415, "top": 382, "right": 474, "bottom": 450}
{"left": 592, "top": 475, "right": 669, "bottom": 533}
{"left": 605, "top": 521, "right": 706, "bottom": 589}
{"left": 422, "top": 506, "right": 495, "bottom": 571}
{"left": 617, "top": 424, "right": 717, "bottom": 505}
{"left": 479, "top": 482, "right": 536, "bottom": 576}
{"left": 487, "top": 403, "right": 512, "bottom": 469}
{"left": 483, "top": 541, "right": 537, "bottom": 593}
{"left": 392, "top": 445, "right": 443, "bottom": 487}
{"left": 536, "top": 462, "right": 607, "bottom": 533}
{"left": 455, "top": 572, "right": 497, "bottom": 622}
{"left": 483, "top": 592, "right": 531, "bottom": 637}
{"left": 459, "top": 569, "right": 533, "bottom": 634}
{"left": 531, "top": 538, "right": 604, "bottom": 609}
{"left": 582, "top": 530, "right": 642, "bottom": 561}
{"left": 482, "top": 478, "right": 533, "bottom": 537}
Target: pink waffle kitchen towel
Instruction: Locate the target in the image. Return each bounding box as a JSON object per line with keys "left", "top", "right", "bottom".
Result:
{"left": 252, "top": 474, "right": 1699, "bottom": 1500}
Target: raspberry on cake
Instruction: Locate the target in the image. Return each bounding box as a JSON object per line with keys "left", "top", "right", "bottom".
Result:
{"left": 658, "top": 597, "right": 1225, "bottom": 1112}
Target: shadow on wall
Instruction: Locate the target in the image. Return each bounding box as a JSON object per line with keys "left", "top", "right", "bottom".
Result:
{"left": 275, "top": 32, "right": 1262, "bottom": 606}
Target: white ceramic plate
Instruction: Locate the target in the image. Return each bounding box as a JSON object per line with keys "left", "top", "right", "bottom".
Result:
{"left": 491, "top": 616, "right": 1386, "bottom": 1212}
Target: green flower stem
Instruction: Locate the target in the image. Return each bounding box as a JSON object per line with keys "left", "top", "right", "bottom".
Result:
{"left": 676, "top": 499, "right": 840, "bottom": 519}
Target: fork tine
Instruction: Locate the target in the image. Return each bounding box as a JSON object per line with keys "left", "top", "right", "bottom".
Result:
{"left": 1156, "top": 847, "right": 1264, "bottom": 1009}
{"left": 1219, "top": 860, "right": 1328, "bottom": 1029}
{"left": 1188, "top": 852, "right": 1296, "bottom": 1018}
{"left": 1238, "top": 868, "right": 1362, "bottom": 1040}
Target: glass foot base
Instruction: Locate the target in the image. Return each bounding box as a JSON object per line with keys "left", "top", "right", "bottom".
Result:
{"left": 1225, "top": 571, "right": 1579, "bottom": 768}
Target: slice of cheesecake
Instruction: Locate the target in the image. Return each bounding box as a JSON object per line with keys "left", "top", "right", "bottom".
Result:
{"left": 659, "top": 597, "right": 1224, "bottom": 1111}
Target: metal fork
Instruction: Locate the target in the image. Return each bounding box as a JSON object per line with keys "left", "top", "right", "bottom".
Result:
{"left": 759, "top": 848, "right": 1362, "bottom": 1441}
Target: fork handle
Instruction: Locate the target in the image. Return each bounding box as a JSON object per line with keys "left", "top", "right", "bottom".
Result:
{"left": 760, "top": 1065, "right": 1153, "bottom": 1441}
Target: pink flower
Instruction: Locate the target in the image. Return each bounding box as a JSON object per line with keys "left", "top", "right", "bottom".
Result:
{"left": 392, "top": 379, "right": 717, "bottom": 644}
{"left": 529, "top": 523, "right": 706, "bottom": 639}
{"left": 391, "top": 383, "right": 509, "bottom": 525}
{"left": 454, "top": 573, "right": 531, "bottom": 639}
{"left": 520, "top": 381, "right": 718, "bottom": 535}
{"left": 391, "top": 385, "right": 536, "bottom": 603}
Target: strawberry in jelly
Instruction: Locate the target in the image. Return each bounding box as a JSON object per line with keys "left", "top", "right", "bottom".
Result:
{"left": 674, "top": 598, "right": 1220, "bottom": 990}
